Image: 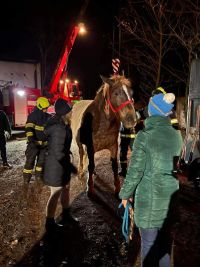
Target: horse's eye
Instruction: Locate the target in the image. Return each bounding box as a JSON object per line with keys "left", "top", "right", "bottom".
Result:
{"left": 115, "top": 92, "right": 119, "bottom": 96}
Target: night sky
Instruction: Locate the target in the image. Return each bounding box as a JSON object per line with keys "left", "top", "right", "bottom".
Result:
{"left": 0, "top": 0, "right": 121, "bottom": 99}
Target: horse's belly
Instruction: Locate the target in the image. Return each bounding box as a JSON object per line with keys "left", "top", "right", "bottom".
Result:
{"left": 93, "top": 133, "right": 118, "bottom": 152}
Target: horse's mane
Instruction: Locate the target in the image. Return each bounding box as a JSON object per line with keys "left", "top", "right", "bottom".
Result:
{"left": 96, "top": 75, "right": 132, "bottom": 97}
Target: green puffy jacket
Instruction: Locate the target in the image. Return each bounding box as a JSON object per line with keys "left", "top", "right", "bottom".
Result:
{"left": 119, "top": 116, "right": 183, "bottom": 229}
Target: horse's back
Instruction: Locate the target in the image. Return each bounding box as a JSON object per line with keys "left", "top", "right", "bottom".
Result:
{"left": 71, "top": 100, "right": 93, "bottom": 142}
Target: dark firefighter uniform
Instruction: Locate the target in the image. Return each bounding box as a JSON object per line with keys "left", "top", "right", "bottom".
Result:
{"left": 23, "top": 97, "right": 51, "bottom": 184}
{"left": 170, "top": 111, "right": 179, "bottom": 129}
{"left": 0, "top": 110, "right": 12, "bottom": 167}
{"left": 119, "top": 125, "right": 136, "bottom": 177}
{"left": 119, "top": 111, "right": 145, "bottom": 177}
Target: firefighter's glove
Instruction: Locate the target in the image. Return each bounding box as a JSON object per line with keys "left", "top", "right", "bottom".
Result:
{"left": 5, "top": 131, "right": 11, "bottom": 140}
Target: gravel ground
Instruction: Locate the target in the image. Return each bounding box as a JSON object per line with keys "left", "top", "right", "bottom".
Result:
{"left": 0, "top": 140, "right": 140, "bottom": 267}
{"left": 0, "top": 139, "right": 200, "bottom": 267}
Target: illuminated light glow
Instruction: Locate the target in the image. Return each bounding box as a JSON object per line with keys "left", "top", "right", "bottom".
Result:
{"left": 78, "top": 23, "right": 86, "bottom": 35}
{"left": 65, "top": 79, "right": 70, "bottom": 83}
{"left": 74, "top": 80, "right": 78, "bottom": 84}
{"left": 59, "top": 80, "right": 64, "bottom": 84}
{"left": 16, "top": 90, "right": 25, "bottom": 97}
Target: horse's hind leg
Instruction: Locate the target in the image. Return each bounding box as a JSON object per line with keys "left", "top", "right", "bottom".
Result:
{"left": 111, "top": 157, "right": 121, "bottom": 196}
{"left": 80, "top": 112, "right": 95, "bottom": 196}
{"left": 87, "top": 145, "right": 95, "bottom": 196}
{"left": 78, "top": 143, "right": 84, "bottom": 179}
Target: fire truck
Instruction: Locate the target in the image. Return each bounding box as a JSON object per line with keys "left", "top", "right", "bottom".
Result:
{"left": 0, "top": 23, "right": 85, "bottom": 127}
{"left": 0, "top": 61, "right": 42, "bottom": 127}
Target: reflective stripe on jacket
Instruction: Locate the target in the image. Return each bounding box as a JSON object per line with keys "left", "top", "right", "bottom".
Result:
{"left": 25, "top": 108, "right": 51, "bottom": 143}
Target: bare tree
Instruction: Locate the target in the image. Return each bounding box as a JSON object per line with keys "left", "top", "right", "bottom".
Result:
{"left": 29, "top": 18, "right": 69, "bottom": 92}
{"left": 166, "top": 0, "right": 200, "bottom": 62}
{"left": 164, "top": 0, "right": 200, "bottom": 93}
{"left": 117, "top": 0, "right": 196, "bottom": 99}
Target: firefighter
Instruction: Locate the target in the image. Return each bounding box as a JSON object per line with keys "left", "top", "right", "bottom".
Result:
{"left": 151, "top": 86, "right": 167, "bottom": 96}
{"left": 0, "top": 109, "right": 12, "bottom": 168}
{"left": 23, "top": 97, "right": 51, "bottom": 184}
{"left": 118, "top": 110, "right": 145, "bottom": 177}
{"left": 118, "top": 124, "right": 136, "bottom": 177}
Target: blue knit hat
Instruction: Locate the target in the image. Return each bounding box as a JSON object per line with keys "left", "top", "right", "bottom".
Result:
{"left": 148, "top": 93, "right": 175, "bottom": 116}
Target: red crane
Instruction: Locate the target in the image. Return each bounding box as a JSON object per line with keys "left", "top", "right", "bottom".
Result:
{"left": 48, "top": 0, "right": 90, "bottom": 104}
{"left": 48, "top": 23, "right": 86, "bottom": 104}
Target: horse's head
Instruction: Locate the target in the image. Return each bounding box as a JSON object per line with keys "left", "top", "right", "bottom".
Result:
{"left": 100, "top": 75, "right": 137, "bottom": 128}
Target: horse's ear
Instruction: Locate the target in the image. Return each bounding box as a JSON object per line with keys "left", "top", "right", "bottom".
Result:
{"left": 100, "top": 75, "right": 114, "bottom": 86}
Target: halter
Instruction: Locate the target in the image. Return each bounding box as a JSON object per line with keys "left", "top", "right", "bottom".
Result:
{"left": 105, "top": 84, "right": 133, "bottom": 113}
{"left": 106, "top": 98, "right": 133, "bottom": 113}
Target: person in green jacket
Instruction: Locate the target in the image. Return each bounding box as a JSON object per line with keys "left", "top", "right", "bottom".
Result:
{"left": 119, "top": 92, "right": 182, "bottom": 267}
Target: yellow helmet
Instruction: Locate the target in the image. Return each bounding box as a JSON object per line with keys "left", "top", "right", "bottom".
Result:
{"left": 36, "top": 97, "right": 50, "bottom": 110}
{"left": 152, "top": 87, "right": 167, "bottom": 96}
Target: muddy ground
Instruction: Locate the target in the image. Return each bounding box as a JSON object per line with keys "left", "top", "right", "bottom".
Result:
{"left": 0, "top": 139, "right": 200, "bottom": 267}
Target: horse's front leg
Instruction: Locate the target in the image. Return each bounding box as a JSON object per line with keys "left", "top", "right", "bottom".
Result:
{"left": 111, "top": 157, "right": 121, "bottom": 196}
{"left": 110, "top": 145, "right": 121, "bottom": 196}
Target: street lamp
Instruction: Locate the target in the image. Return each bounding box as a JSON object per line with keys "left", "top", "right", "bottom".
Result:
{"left": 78, "top": 23, "right": 86, "bottom": 35}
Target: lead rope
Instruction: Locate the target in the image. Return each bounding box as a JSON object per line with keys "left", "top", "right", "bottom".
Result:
{"left": 118, "top": 202, "right": 134, "bottom": 243}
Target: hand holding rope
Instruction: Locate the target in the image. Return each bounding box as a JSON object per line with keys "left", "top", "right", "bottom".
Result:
{"left": 118, "top": 200, "right": 134, "bottom": 243}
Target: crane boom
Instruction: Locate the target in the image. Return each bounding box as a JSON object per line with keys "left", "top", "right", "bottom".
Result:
{"left": 49, "top": 25, "right": 80, "bottom": 95}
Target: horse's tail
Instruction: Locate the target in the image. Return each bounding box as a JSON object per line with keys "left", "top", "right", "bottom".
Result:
{"left": 71, "top": 100, "right": 93, "bottom": 180}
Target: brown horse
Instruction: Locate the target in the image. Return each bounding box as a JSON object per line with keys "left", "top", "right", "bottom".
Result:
{"left": 71, "top": 75, "right": 137, "bottom": 196}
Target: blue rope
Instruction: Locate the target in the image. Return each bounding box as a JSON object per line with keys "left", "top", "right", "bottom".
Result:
{"left": 118, "top": 202, "right": 132, "bottom": 243}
